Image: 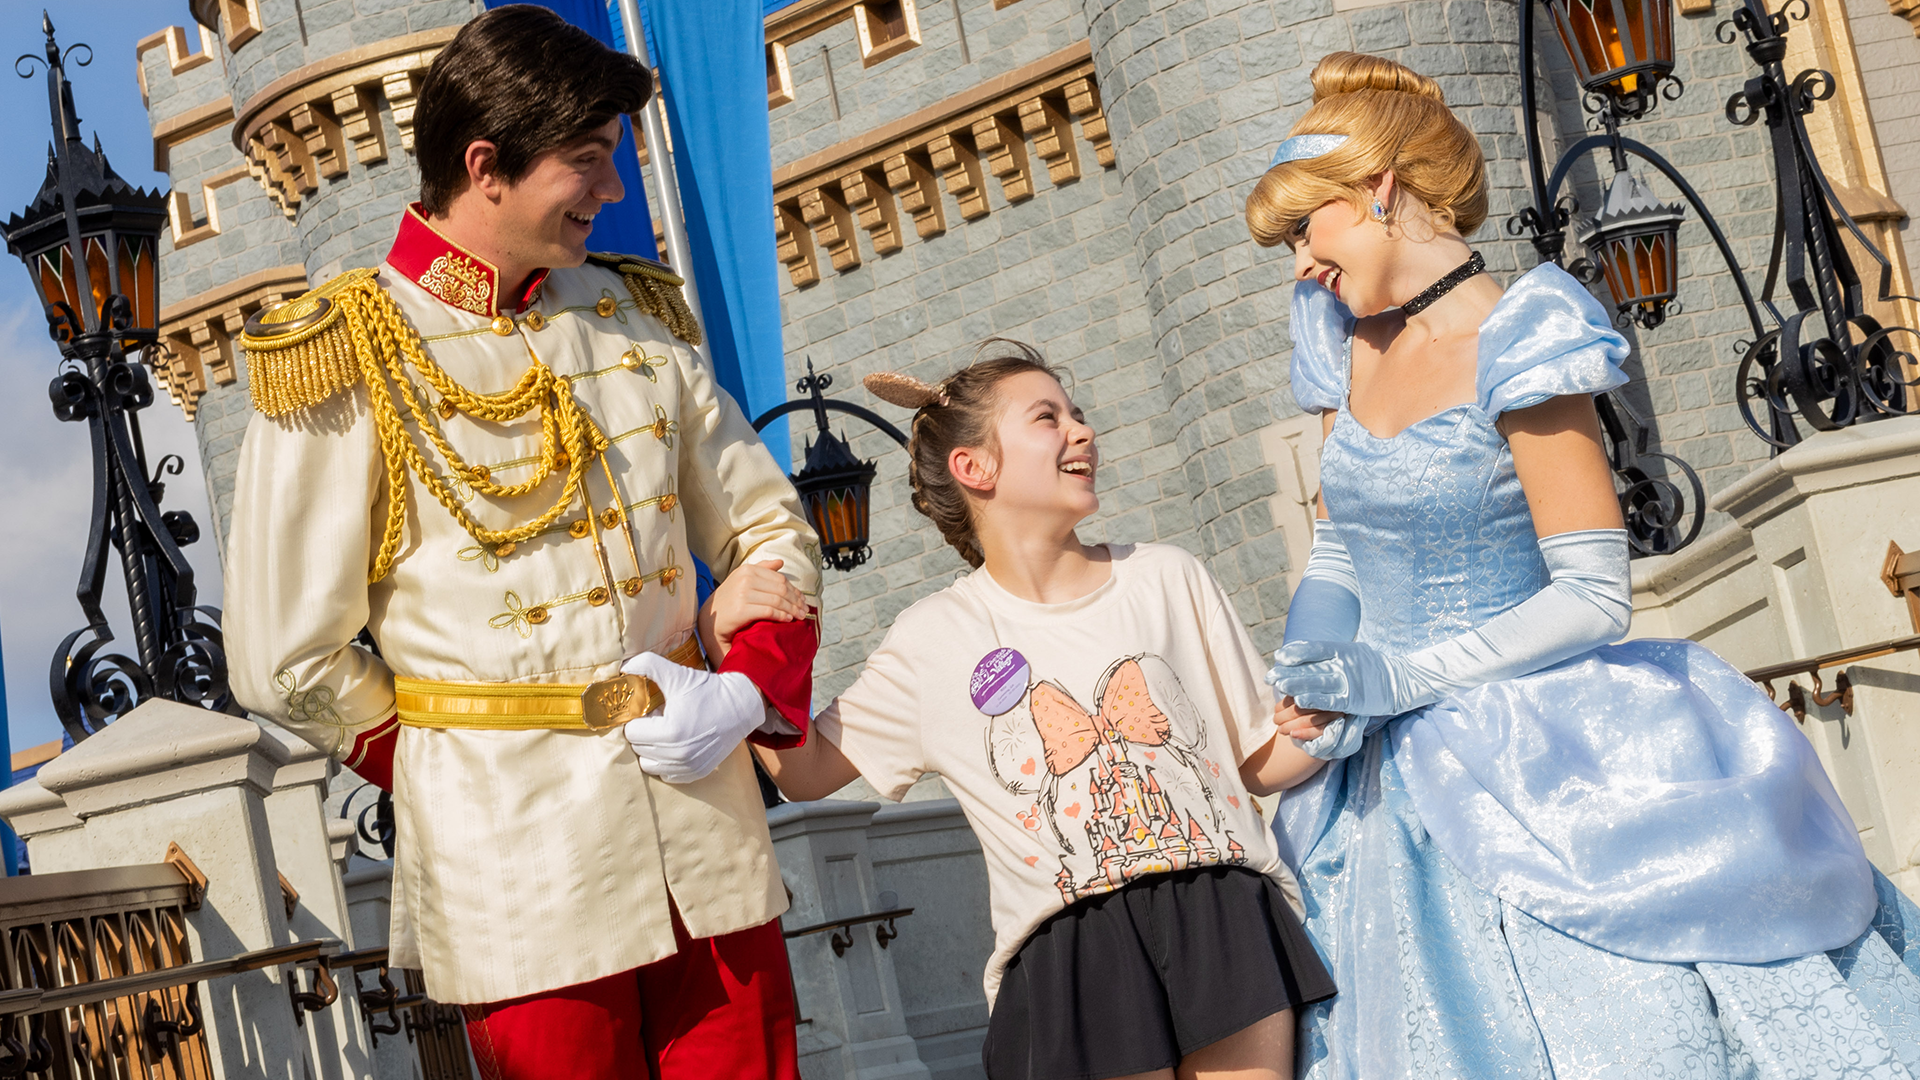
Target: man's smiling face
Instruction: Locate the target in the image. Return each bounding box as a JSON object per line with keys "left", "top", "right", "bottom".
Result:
{"left": 492, "top": 116, "right": 626, "bottom": 272}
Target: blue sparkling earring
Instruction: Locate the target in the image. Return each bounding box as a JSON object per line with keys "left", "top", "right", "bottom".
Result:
{"left": 1371, "top": 198, "right": 1388, "bottom": 223}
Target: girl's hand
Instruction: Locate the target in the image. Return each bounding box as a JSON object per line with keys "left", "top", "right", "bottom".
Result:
{"left": 697, "top": 559, "right": 810, "bottom": 662}
{"left": 1274, "top": 696, "right": 1342, "bottom": 743}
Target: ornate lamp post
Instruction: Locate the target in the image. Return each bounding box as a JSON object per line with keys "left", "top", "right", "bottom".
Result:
{"left": 1511, "top": 0, "right": 1920, "bottom": 554}
{"left": 5, "top": 16, "right": 235, "bottom": 741}
{"left": 752, "top": 361, "right": 908, "bottom": 573}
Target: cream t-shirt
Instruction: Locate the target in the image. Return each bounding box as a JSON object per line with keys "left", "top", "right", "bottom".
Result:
{"left": 814, "top": 542, "right": 1301, "bottom": 1002}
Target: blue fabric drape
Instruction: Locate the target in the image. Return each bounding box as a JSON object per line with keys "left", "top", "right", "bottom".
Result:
{"left": 627, "top": 0, "right": 792, "bottom": 464}
{"left": 485, "top": 0, "right": 658, "bottom": 262}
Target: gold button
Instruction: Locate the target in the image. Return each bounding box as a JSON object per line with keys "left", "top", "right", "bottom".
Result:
{"left": 437, "top": 399, "right": 456, "bottom": 420}
{"left": 526, "top": 606, "right": 550, "bottom": 625}
{"left": 620, "top": 351, "right": 642, "bottom": 371}
{"left": 596, "top": 297, "right": 618, "bottom": 318}
{"left": 620, "top": 577, "right": 643, "bottom": 596}
{"left": 554, "top": 451, "right": 571, "bottom": 470}
{"left": 587, "top": 586, "right": 611, "bottom": 607}
{"left": 469, "top": 464, "right": 491, "bottom": 482}
{"left": 658, "top": 493, "right": 677, "bottom": 514}
{"left": 491, "top": 315, "right": 515, "bottom": 336}
{"left": 660, "top": 566, "right": 682, "bottom": 586}
{"left": 568, "top": 519, "right": 592, "bottom": 539}
{"left": 650, "top": 420, "right": 670, "bottom": 440}
{"left": 524, "top": 311, "right": 547, "bottom": 331}
{"left": 601, "top": 507, "right": 624, "bottom": 530}
{"left": 494, "top": 541, "right": 516, "bottom": 558}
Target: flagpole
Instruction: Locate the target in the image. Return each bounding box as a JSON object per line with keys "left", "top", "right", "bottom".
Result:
{"left": 617, "top": 0, "right": 715, "bottom": 370}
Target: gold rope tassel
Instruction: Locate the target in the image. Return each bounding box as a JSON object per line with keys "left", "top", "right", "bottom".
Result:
{"left": 244, "top": 270, "right": 611, "bottom": 584}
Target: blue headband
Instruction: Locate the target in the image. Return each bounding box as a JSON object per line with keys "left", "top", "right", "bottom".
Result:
{"left": 1269, "top": 133, "right": 1349, "bottom": 167}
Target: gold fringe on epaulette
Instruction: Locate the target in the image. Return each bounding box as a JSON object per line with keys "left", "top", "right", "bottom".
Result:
{"left": 240, "top": 267, "right": 380, "bottom": 417}
{"left": 617, "top": 267, "right": 704, "bottom": 347}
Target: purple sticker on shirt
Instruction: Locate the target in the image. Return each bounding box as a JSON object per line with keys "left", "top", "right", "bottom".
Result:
{"left": 970, "top": 648, "right": 1030, "bottom": 716}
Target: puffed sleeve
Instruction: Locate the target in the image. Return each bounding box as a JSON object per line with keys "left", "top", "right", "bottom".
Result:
{"left": 1477, "top": 262, "right": 1629, "bottom": 415}
{"left": 670, "top": 338, "right": 823, "bottom": 740}
{"left": 1289, "top": 281, "right": 1354, "bottom": 414}
{"left": 225, "top": 388, "right": 400, "bottom": 785}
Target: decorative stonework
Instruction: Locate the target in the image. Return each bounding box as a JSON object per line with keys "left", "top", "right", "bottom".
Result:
{"left": 167, "top": 165, "right": 251, "bottom": 249}
{"left": 1886, "top": 0, "right": 1920, "bottom": 34}
{"left": 231, "top": 28, "right": 459, "bottom": 218}
{"left": 154, "top": 264, "right": 310, "bottom": 418}
{"left": 771, "top": 41, "right": 1112, "bottom": 286}
{"left": 134, "top": 25, "right": 218, "bottom": 105}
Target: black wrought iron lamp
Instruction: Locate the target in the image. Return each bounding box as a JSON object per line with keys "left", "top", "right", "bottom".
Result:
{"left": 752, "top": 361, "right": 908, "bottom": 573}
{"left": 1542, "top": 0, "right": 1678, "bottom": 118}
{"left": 4, "top": 15, "right": 235, "bottom": 741}
{"left": 1576, "top": 166, "right": 1687, "bottom": 330}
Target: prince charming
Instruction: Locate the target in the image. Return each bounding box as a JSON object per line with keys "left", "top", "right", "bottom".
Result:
{"left": 225, "top": 7, "right": 820, "bottom": 1078}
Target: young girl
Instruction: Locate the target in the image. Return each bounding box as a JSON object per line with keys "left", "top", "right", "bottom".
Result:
{"left": 1249, "top": 50, "right": 1920, "bottom": 1079}
{"left": 701, "top": 344, "right": 1335, "bottom": 1080}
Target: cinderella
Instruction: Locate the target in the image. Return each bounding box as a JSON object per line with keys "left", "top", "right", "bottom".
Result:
{"left": 1248, "top": 52, "right": 1920, "bottom": 1078}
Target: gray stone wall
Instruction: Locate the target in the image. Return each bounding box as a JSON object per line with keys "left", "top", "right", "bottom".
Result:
{"left": 225, "top": 0, "right": 477, "bottom": 110}
{"left": 298, "top": 104, "right": 428, "bottom": 282}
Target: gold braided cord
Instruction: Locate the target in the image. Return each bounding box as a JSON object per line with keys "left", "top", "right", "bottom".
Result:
{"left": 616, "top": 269, "right": 703, "bottom": 347}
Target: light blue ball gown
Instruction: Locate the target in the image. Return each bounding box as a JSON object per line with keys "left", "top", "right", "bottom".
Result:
{"left": 1277, "top": 262, "right": 1920, "bottom": 1079}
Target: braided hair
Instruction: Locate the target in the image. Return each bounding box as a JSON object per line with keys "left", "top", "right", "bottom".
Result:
{"left": 864, "top": 341, "right": 1057, "bottom": 568}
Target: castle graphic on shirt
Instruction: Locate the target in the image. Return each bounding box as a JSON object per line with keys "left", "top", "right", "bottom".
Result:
{"left": 985, "top": 654, "right": 1247, "bottom": 903}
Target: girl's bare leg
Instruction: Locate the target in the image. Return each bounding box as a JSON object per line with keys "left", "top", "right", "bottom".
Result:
{"left": 1099, "top": 1009, "right": 1296, "bottom": 1080}
{"left": 1178, "top": 1009, "right": 1295, "bottom": 1080}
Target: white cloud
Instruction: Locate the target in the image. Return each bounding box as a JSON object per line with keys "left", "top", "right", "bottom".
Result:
{"left": 0, "top": 296, "right": 223, "bottom": 756}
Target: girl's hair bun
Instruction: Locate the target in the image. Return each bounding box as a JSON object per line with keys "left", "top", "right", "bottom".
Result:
{"left": 1310, "top": 51, "right": 1446, "bottom": 104}
{"left": 864, "top": 372, "right": 950, "bottom": 409}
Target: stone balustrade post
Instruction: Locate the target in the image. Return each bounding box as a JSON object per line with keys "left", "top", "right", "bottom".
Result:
{"left": 0, "top": 779, "right": 91, "bottom": 874}
{"left": 262, "top": 725, "right": 379, "bottom": 1080}
{"left": 31, "top": 698, "right": 311, "bottom": 1080}
{"left": 770, "top": 799, "right": 932, "bottom": 1080}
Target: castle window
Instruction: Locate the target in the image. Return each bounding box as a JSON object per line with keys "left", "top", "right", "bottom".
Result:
{"left": 854, "top": 0, "right": 920, "bottom": 67}
{"left": 768, "top": 42, "right": 795, "bottom": 108}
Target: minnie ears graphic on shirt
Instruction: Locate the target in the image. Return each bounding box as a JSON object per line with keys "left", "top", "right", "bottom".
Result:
{"left": 864, "top": 372, "right": 950, "bottom": 409}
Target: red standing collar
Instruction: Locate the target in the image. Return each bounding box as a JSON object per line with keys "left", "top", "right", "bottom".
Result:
{"left": 385, "top": 204, "right": 548, "bottom": 316}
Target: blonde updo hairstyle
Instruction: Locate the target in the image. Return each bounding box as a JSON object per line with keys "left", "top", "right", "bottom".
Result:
{"left": 864, "top": 341, "right": 1058, "bottom": 569}
{"left": 1246, "top": 52, "right": 1487, "bottom": 247}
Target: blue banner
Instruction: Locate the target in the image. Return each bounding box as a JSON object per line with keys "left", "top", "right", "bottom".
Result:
{"left": 485, "top": 0, "right": 658, "bottom": 262}
{"left": 628, "top": 0, "right": 793, "bottom": 464}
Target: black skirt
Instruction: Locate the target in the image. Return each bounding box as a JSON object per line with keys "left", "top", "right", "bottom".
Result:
{"left": 982, "top": 865, "right": 1336, "bottom": 1080}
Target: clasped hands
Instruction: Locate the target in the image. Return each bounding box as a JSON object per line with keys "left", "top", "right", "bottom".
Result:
{"left": 1268, "top": 640, "right": 1439, "bottom": 756}
{"left": 620, "top": 561, "right": 809, "bottom": 784}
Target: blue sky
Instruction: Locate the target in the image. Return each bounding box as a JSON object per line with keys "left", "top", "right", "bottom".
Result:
{"left": 0, "top": 0, "right": 218, "bottom": 755}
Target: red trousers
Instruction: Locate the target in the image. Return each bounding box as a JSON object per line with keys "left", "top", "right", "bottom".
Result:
{"left": 462, "top": 911, "right": 799, "bottom": 1080}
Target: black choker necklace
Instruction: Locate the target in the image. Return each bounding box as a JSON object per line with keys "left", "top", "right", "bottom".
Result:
{"left": 1400, "top": 251, "right": 1485, "bottom": 317}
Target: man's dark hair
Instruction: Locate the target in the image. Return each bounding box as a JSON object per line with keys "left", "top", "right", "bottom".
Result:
{"left": 413, "top": 5, "right": 652, "bottom": 215}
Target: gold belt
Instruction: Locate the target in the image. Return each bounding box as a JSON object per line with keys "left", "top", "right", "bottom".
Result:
{"left": 393, "top": 636, "right": 705, "bottom": 732}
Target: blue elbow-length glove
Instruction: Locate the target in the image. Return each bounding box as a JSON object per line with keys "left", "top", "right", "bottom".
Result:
{"left": 1271, "top": 528, "right": 1633, "bottom": 719}
{"left": 1275, "top": 521, "right": 1378, "bottom": 760}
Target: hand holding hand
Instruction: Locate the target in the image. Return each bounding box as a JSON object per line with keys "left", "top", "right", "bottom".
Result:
{"left": 1267, "top": 640, "right": 1435, "bottom": 718}
{"left": 1273, "top": 696, "right": 1341, "bottom": 742}
{"left": 697, "top": 559, "right": 809, "bottom": 663}
{"left": 620, "top": 651, "right": 766, "bottom": 784}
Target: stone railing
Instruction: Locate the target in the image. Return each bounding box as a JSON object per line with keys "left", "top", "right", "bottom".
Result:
{"left": 230, "top": 27, "right": 458, "bottom": 218}
{"left": 772, "top": 41, "right": 1111, "bottom": 287}
{"left": 153, "top": 264, "right": 309, "bottom": 419}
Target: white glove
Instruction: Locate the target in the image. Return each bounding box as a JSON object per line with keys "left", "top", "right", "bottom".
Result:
{"left": 620, "top": 652, "right": 766, "bottom": 784}
{"left": 1270, "top": 529, "right": 1632, "bottom": 717}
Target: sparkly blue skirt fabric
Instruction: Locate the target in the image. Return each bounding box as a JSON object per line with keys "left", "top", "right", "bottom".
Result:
{"left": 1293, "top": 726, "right": 1920, "bottom": 1079}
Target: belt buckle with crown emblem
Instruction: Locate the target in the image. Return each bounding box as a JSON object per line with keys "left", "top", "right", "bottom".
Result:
{"left": 579, "top": 673, "right": 665, "bottom": 731}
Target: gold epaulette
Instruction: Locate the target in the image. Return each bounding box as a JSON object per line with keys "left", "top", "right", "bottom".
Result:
{"left": 585, "top": 251, "right": 703, "bottom": 348}
{"left": 239, "top": 267, "right": 383, "bottom": 417}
